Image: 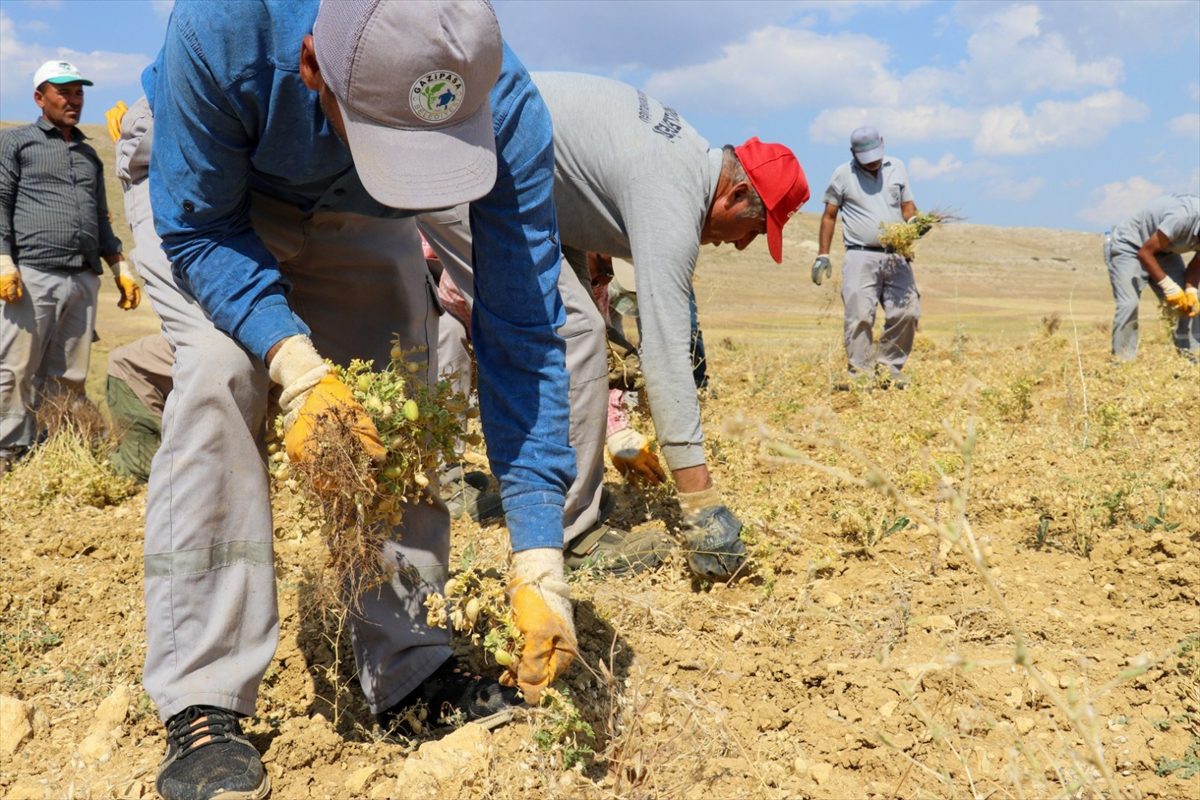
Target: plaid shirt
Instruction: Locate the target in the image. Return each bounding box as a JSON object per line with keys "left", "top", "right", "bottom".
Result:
{"left": 0, "top": 117, "right": 122, "bottom": 273}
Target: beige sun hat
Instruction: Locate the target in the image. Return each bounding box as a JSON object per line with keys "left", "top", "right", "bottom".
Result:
{"left": 313, "top": 0, "right": 503, "bottom": 209}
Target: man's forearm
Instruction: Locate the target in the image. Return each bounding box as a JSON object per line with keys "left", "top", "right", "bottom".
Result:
{"left": 96, "top": 187, "right": 123, "bottom": 257}
{"left": 1136, "top": 248, "right": 1168, "bottom": 283}
{"left": 672, "top": 463, "right": 712, "bottom": 493}
{"left": 469, "top": 53, "right": 574, "bottom": 553}
{"left": 818, "top": 212, "right": 836, "bottom": 254}
{"left": 1185, "top": 253, "right": 1200, "bottom": 288}
{"left": 641, "top": 345, "right": 707, "bottom": 472}
{"left": 160, "top": 227, "right": 307, "bottom": 361}
{"left": 0, "top": 206, "right": 14, "bottom": 258}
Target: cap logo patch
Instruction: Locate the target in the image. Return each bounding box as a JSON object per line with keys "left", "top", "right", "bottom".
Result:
{"left": 410, "top": 70, "right": 465, "bottom": 124}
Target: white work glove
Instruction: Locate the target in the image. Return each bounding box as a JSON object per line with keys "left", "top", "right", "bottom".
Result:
{"left": 812, "top": 255, "right": 832, "bottom": 286}
{"left": 268, "top": 335, "right": 385, "bottom": 464}
{"left": 107, "top": 258, "right": 142, "bottom": 310}
{"left": 606, "top": 427, "right": 666, "bottom": 486}
{"left": 0, "top": 254, "right": 21, "bottom": 303}
{"left": 501, "top": 547, "right": 576, "bottom": 704}
{"left": 1157, "top": 276, "right": 1192, "bottom": 314}
{"left": 1186, "top": 287, "right": 1199, "bottom": 318}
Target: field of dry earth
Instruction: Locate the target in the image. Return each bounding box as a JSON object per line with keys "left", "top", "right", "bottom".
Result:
{"left": 1, "top": 125, "right": 1197, "bottom": 800}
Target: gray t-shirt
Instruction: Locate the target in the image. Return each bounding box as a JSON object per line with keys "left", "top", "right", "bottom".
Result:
{"left": 822, "top": 158, "right": 914, "bottom": 248}
{"left": 1110, "top": 194, "right": 1200, "bottom": 256}
{"left": 532, "top": 71, "right": 723, "bottom": 471}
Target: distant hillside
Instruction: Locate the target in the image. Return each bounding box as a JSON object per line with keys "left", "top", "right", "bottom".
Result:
{"left": 2, "top": 119, "right": 1131, "bottom": 355}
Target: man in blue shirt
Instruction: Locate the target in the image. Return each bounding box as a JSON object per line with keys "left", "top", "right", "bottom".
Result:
{"left": 123, "top": 3, "right": 577, "bottom": 798}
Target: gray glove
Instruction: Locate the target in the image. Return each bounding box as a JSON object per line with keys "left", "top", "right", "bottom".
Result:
{"left": 683, "top": 504, "right": 747, "bottom": 580}
{"left": 812, "top": 255, "right": 832, "bottom": 286}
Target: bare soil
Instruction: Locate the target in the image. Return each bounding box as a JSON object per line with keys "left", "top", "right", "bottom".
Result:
{"left": 1, "top": 126, "right": 1197, "bottom": 800}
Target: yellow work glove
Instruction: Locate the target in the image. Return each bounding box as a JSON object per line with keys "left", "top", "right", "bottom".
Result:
{"left": 268, "top": 335, "right": 386, "bottom": 465}
{"left": 500, "top": 548, "right": 576, "bottom": 704}
{"left": 107, "top": 259, "right": 142, "bottom": 310}
{"left": 0, "top": 255, "right": 21, "bottom": 304}
{"left": 1186, "top": 287, "right": 1199, "bottom": 318}
{"left": 105, "top": 101, "right": 128, "bottom": 143}
{"left": 1157, "top": 276, "right": 1191, "bottom": 313}
{"left": 606, "top": 426, "right": 666, "bottom": 486}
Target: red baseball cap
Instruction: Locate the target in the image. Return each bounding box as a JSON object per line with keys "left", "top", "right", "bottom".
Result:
{"left": 734, "top": 138, "right": 809, "bottom": 263}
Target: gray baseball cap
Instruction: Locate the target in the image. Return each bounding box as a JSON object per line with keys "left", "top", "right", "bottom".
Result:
{"left": 850, "top": 126, "right": 884, "bottom": 165}
{"left": 313, "top": 0, "right": 503, "bottom": 209}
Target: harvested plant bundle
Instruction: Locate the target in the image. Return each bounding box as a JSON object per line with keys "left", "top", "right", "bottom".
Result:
{"left": 272, "top": 344, "right": 473, "bottom": 607}
{"left": 426, "top": 573, "right": 594, "bottom": 766}
{"left": 425, "top": 566, "right": 522, "bottom": 670}
{"left": 879, "top": 209, "right": 962, "bottom": 260}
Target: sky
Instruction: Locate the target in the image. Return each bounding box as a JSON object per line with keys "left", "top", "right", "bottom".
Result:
{"left": 1, "top": 0, "right": 1197, "bottom": 232}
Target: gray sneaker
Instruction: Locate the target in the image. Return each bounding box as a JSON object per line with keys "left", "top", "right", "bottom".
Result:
{"left": 564, "top": 521, "right": 674, "bottom": 575}
{"left": 442, "top": 470, "right": 504, "bottom": 523}
{"left": 156, "top": 706, "right": 269, "bottom": 800}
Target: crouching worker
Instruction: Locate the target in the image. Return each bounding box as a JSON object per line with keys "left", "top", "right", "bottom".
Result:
{"left": 1106, "top": 194, "right": 1200, "bottom": 361}
{"left": 106, "top": 333, "right": 173, "bottom": 482}
{"left": 423, "top": 72, "right": 809, "bottom": 581}
{"left": 115, "top": 3, "right": 578, "bottom": 799}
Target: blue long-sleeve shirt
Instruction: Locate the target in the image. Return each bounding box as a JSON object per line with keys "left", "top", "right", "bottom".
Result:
{"left": 144, "top": 0, "right": 573, "bottom": 549}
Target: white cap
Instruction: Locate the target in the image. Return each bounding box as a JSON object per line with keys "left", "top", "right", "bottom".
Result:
{"left": 33, "top": 60, "right": 93, "bottom": 91}
{"left": 313, "top": 0, "right": 502, "bottom": 210}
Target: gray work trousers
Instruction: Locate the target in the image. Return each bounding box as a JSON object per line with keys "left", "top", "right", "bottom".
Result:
{"left": 417, "top": 206, "right": 608, "bottom": 544}
{"left": 1105, "top": 240, "right": 1199, "bottom": 361}
{"left": 120, "top": 105, "right": 450, "bottom": 722}
{"left": 841, "top": 249, "right": 920, "bottom": 376}
{"left": 0, "top": 266, "right": 99, "bottom": 457}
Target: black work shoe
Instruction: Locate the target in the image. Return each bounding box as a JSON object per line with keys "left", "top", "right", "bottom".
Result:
{"left": 564, "top": 521, "right": 673, "bottom": 575}
{"left": 377, "top": 657, "right": 522, "bottom": 737}
{"left": 442, "top": 470, "right": 504, "bottom": 523}
{"left": 156, "top": 706, "right": 269, "bottom": 800}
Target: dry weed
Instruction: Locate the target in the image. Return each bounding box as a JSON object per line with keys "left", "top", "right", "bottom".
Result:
{"left": 3, "top": 399, "right": 135, "bottom": 510}
{"left": 34, "top": 384, "right": 108, "bottom": 444}
{"left": 710, "top": 323, "right": 1197, "bottom": 798}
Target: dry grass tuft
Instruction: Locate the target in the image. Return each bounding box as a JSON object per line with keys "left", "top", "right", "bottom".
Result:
{"left": 3, "top": 392, "right": 135, "bottom": 510}
{"left": 34, "top": 385, "right": 108, "bottom": 444}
